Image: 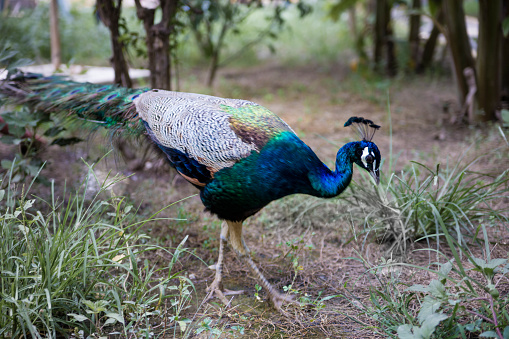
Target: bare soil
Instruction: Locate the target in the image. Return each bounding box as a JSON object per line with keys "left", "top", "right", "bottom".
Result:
{"left": 1, "top": 62, "right": 508, "bottom": 338}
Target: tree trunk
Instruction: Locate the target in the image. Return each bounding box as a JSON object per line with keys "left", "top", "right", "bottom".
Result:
{"left": 385, "top": 1, "right": 397, "bottom": 76}
{"left": 111, "top": 24, "right": 132, "bottom": 87}
{"left": 135, "top": 0, "right": 179, "bottom": 90}
{"left": 501, "top": 1, "right": 509, "bottom": 104}
{"left": 96, "top": 0, "right": 132, "bottom": 87}
{"left": 348, "top": 6, "right": 357, "bottom": 39}
{"left": 476, "top": 0, "right": 502, "bottom": 122}
{"left": 373, "top": 0, "right": 396, "bottom": 76}
{"left": 417, "top": 7, "right": 444, "bottom": 73}
{"left": 373, "top": 0, "right": 386, "bottom": 71}
{"left": 50, "top": 0, "right": 61, "bottom": 70}
{"left": 408, "top": 0, "right": 421, "bottom": 70}
{"left": 443, "top": 0, "right": 475, "bottom": 105}
{"left": 208, "top": 50, "right": 219, "bottom": 87}
{"left": 137, "top": 6, "right": 157, "bottom": 87}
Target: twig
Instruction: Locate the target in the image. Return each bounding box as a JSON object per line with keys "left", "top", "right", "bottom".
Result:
{"left": 465, "top": 309, "right": 494, "bottom": 324}
{"left": 488, "top": 295, "right": 503, "bottom": 339}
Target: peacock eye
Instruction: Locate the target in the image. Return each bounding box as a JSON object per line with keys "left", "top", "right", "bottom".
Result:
{"left": 365, "top": 154, "right": 374, "bottom": 163}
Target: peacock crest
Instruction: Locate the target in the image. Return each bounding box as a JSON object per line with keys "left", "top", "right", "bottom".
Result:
{"left": 344, "top": 116, "right": 381, "bottom": 142}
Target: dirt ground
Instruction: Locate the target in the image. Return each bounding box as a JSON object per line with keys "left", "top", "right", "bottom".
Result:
{"left": 2, "top": 62, "right": 508, "bottom": 338}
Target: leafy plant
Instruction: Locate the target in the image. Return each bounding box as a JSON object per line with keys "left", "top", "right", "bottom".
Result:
{"left": 342, "top": 220, "right": 509, "bottom": 338}
{"left": 0, "top": 107, "right": 83, "bottom": 183}
{"left": 0, "top": 161, "right": 196, "bottom": 338}
{"left": 0, "top": 5, "right": 111, "bottom": 65}
{"left": 0, "top": 51, "right": 84, "bottom": 184}
{"left": 344, "top": 147, "right": 509, "bottom": 254}
{"left": 185, "top": 0, "right": 311, "bottom": 86}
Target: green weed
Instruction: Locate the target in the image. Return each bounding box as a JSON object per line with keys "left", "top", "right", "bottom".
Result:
{"left": 0, "top": 161, "right": 195, "bottom": 338}
{"left": 346, "top": 220, "right": 509, "bottom": 338}
{"left": 343, "top": 145, "right": 509, "bottom": 255}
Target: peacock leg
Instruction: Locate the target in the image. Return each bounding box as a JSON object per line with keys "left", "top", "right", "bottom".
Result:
{"left": 206, "top": 221, "right": 243, "bottom": 305}
{"left": 226, "top": 220, "right": 293, "bottom": 310}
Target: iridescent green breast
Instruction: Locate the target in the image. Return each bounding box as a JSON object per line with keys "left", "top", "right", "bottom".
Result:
{"left": 223, "top": 104, "right": 294, "bottom": 149}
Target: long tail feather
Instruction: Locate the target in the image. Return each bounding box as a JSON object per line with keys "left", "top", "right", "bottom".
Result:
{"left": 0, "top": 71, "right": 150, "bottom": 137}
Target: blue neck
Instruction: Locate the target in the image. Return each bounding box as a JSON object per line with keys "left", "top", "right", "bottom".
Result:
{"left": 308, "top": 142, "right": 355, "bottom": 198}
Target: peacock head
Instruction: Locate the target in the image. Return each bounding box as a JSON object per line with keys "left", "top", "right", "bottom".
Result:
{"left": 344, "top": 117, "right": 381, "bottom": 185}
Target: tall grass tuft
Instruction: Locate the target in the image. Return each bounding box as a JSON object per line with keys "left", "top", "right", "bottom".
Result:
{"left": 0, "top": 162, "right": 195, "bottom": 338}
{"left": 344, "top": 146, "right": 509, "bottom": 254}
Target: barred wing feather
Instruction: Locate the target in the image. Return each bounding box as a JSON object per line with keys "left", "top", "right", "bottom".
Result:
{"left": 134, "top": 90, "right": 294, "bottom": 176}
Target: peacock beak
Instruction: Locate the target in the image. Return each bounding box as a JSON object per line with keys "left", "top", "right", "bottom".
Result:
{"left": 370, "top": 169, "right": 380, "bottom": 185}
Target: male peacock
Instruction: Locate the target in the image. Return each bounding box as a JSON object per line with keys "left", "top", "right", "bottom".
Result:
{"left": 0, "top": 71, "right": 381, "bottom": 309}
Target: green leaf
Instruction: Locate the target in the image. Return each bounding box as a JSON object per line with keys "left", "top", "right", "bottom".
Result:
{"left": 82, "top": 299, "right": 109, "bottom": 313}
{"left": 428, "top": 0, "right": 441, "bottom": 17}
{"left": 328, "top": 0, "right": 359, "bottom": 21}
{"left": 50, "top": 137, "right": 83, "bottom": 146}
{"left": 0, "top": 49, "right": 18, "bottom": 64}
{"left": 438, "top": 261, "right": 452, "bottom": 278}
{"left": 1, "top": 159, "right": 13, "bottom": 169}
{"left": 23, "top": 199, "right": 34, "bottom": 210}
{"left": 7, "top": 58, "right": 33, "bottom": 70}
{"left": 68, "top": 313, "right": 89, "bottom": 322}
{"left": 178, "top": 320, "right": 188, "bottom": 332}
{"left": 480, "top": 331, "right": 499, "bottom": 338}
{"left": 321, "top": 294, "right": 340, "bottom": 301}
{"left": 503, "top": 17, "right": 509, "bottom": 38}
{"left": 427, "top": 280, "right": 446, "bottom": 298}
{"left": 418, "top": 296, "right": 442, "bottom": 324}
{"left": 486, "top": 258, "right": 507, "bottom": 269}
{"left": 44, "top": 126, "right": 66, "bottom": 137}
{"left": 398, "top": 314, "right": 449, "bottom": 339}
{"left": 472, "top": 257, "right": 487, "bottom": 268}
{"left": 105, "top": 312, "right": 124, "bottom": 324}
{"left": 503, "top": 326, "right": 509, "bottom": 339}
{"left": 419, "top": 313, "right": 449, "bottom": 338}
{"left": 397, "top": 324, "right": 417, "bottom": 339}
{"left": 406, "top": 284, "right": 429, "bottom": 293}
{"left": 465, "top": 320, "right": 482, "bottom": 332}
{"left": 0, "top": 135, "right": 21, "bottom": 145}
{"left": 104, "top": 318, "right": 117, "bottom": 326}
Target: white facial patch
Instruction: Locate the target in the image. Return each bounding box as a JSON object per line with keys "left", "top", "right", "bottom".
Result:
{"left": 361, "top": 147, "right": 369, "bottom": 167}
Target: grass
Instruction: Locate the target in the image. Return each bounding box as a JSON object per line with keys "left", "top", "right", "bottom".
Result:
{"left": 336, "top": 123, "right": 509, "bottom": 338}
{"left": 344, "top": 154, "right": 509, "bottom": 256}
{"left": 0, "top": 160, "right": 196, "bottom": 338}
{"left": 339, "top": 118, "right": 509, "bottom": 255}
{"left": 343, "top": 219, "right": 509, "bottom": 338}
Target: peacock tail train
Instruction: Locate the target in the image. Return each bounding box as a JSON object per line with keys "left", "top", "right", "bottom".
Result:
{"left": 0, "top": 72, "right": 150, "bottom": 137}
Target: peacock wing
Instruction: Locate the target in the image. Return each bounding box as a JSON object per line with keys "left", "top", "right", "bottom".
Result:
{"left": 134, "top": 90, "right": 294, "bottom": 186}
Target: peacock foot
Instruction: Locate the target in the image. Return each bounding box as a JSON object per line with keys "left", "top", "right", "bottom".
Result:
{"left": 205, "top": 279, "right": 244, "bottom": 306}
{"left": 268, "top": 290, "right": 296, "bottom": 311}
